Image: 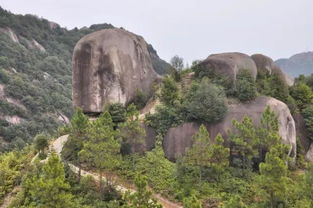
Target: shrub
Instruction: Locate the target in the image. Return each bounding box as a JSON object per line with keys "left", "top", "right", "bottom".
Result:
{"left": 236, "top": 69, "right": 257, "bottom": 102}
{"left": 290, "top": 83, "right": 313, "bottom": 111}
{"left": 133, "top": 89, "right": 148, "bottom": 110}
{"left": 184, "top": 78, "right": 227, "bottom": 123}
{"left": 0, "top": 68, "right": 9, "bottom": 84}
{"left": 160, "top": 77, "right": 179, "bottom": 106}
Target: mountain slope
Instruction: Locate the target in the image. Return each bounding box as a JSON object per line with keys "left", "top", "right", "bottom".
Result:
{"left": 0, "top": 7, "right": 170, "bottom": 151}
{"left": 275, "top": 52, "right": 313, "bottom": 77}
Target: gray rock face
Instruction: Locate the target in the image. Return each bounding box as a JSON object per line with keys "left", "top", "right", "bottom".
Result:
{"left": 251, "top": 54, "right": 275, "bottom": 75}
{"left": 199, "top": 52, "right": 257, "bottom": 83}
{"left": 251, "top": 54, "right": 294, "bottom": 86}
{"left": 163, "top": 96, "right": 296, "bottom": 161}
{"left": 293, "top": 113, "right": 311, "bottom": 153}
{"left": 72, "top": 28, "right": 158, "bottom": 113}
{"left": 133, "top": 124, "right": 157, "bottom": 153}
{"left": 163, "top": 122, "right": 201, "bottom": 161}
{"left": 305, "top": 144, "right": 313, "bottom": 162}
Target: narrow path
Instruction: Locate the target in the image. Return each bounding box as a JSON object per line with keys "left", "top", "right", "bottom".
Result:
{"left": 0, "top": 186, "right": 21, "bottom": 208}
{"left": 50, "top": 135, "right": 182, "bottom": 208}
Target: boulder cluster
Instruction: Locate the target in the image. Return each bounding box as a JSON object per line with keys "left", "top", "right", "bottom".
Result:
{"left": 72, "top": 28, "right": 304, "bottom": 161}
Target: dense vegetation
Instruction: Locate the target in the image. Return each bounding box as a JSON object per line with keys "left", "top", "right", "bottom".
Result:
{"left": 54, "top": 64, "right": 313, "bottom": 207}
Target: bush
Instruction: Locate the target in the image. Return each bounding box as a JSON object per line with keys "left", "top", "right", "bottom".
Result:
{"left": 290, "top": 83, "right": 313, "bottom": 111}
{"left": 0, "top": 68, "right": 9, "bottom": 84}
{"left": 145, "top": 104, "right": 184, "bottom": 135}
{"left": 160, "top": 77, "right": 179, "bottom": 106}
{"left": 133, "top": 89, "right": 148, "bottom": 110}
{"left": 184, "top": 78, "right": 227, "bottom": 123}
{"left": 235, "top": 70, "right": 257, "bottom": 102}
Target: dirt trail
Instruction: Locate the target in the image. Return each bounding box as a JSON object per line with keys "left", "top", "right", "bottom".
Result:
{"left": 0, "top": 186, "right": 21, "bottom": 208}
{"left": 50, "top": 135, "right": 182, "bottom": 208}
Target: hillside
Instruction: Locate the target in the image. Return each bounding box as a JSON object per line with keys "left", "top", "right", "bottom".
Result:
{"left": 275, "top": 52, "right": 313, "bottom": 77}
{"left": 0, "top": 7, "right": 171, "bottom": 152}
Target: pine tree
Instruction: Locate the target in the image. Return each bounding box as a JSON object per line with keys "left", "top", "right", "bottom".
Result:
{"left": 79, "top": 111, "right": 121, "bottom": 191}
{"left": 230, "top": 117, "right": 259, "bottom": 170}
{"left": 123, "top": 175, "right": 162, "bottom": 208}
{"left": 183, "top": 125, "right": 229, "bottom": 182}
{"left": 258, "top": 144, "right": 290, "bottom": 208}
{"left": 21, "top": 154, "right": 77, "bottom": 208}
{"left": 34, "top": 134, "right": 48, "bottom": 153}
{"left": 118, "top": 104, "right": 146, "bottom": 154}
{"left": 71, "top": 107, "right": 89, "bottom": 137}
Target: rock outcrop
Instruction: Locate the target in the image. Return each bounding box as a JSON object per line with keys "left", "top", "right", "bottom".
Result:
{"left": 72, "top": 28, "right": 158, "bottom": 113}
{"left": 0, "top": 27, "right": 19, "bottom": 43}
{"left": 251, "top": 54, "right": 294, "bottom": 86}
{"left": 305, "top": 144, "right": 313, "bottom": 162}
{"left": 198, "top": 52, "right": 257, "bottom": 83}
{"left": 163, "top": 96, "right": 296, "bottom": 161}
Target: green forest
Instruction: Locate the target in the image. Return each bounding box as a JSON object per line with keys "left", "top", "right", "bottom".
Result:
{"left": 2, "top": 5, "right": 313, "bottom": 208}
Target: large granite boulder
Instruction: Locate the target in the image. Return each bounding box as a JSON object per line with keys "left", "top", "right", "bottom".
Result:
{"left": 72, "top": 28, "right": 158, "bottom": 113}
{"left": 251, "top": 54, "right": 294, "bottom": 86}
{"left": 163, "top": 96, "right": 296, "bottom": 161}
{"left": 197, "top": 52, "right": 257, "bottom": 83}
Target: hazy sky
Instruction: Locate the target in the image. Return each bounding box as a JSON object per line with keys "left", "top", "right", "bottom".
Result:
{"left": 2, "top": 0, "right": 313, "bottom": 64}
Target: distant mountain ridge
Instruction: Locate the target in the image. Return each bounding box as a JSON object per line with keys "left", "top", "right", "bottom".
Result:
{"left": 275, "top": 52, "right": 313, "bottom": 77}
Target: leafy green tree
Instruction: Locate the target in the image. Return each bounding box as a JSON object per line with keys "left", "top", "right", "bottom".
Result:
{"left": 34, "top": 134, "right": 48, "bottom": 153}
{"left": 160, "top": 76, "right": 179, "bottom": 106}
{"left": 119, "top": 104, "right": 145, "bottom": 154}
{"left": 184, "top": 78, "right": 227, "bottom": 123}
{"left": 183, "top": 125, "right": 229, "bottom": 183}
{"left": 145, "top": 104, "right": 184, "bottom": 136}
{"left": 21, "top": 154, "right": 77, "bottom": 208}
{"left": 290, "top": 83, "right": 313, "bottom": 111}
{"left": 123, "top": 175, "right": 162, "bottom": 208}
{"left": 258, "top": 144, "right": 290, "bottom": 208}
{"left": 79, "top": 112, "right": 121, "bottom": 190}
{"left": 236, "top": 69, "right": 257, "bottom": 102}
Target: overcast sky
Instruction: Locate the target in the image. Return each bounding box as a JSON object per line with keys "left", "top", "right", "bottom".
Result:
{"left": 2, "top": 0, "right": 313, "bottom": 64}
